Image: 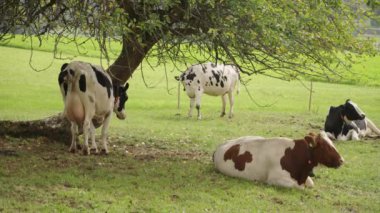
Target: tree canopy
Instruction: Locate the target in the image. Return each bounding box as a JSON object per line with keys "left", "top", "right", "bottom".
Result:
{"left": 0, "top": 0, "right": 378, "bottom": 84}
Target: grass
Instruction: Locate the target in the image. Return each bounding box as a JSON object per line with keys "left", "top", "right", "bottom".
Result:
{"left": 0, "top": 45, "right": 379, "bottom": 212}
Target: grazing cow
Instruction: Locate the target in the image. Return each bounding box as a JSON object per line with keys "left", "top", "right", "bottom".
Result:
{"left": 324, "top": 99, "right": 380, "bottom": 140}
{"left": 175, "top": 62, "right": 240, "bottom": 119}
{"left": 58, "top": 61, "right": 129, "bottom": 155}
{"left": 213, "top": 131, "right": 344, "bottom": 189}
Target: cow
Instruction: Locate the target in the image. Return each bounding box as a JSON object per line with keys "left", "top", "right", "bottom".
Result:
{"left": 175, "top": 62, "right": 240, "bottom": 119}
{"left": 324, "top": 99, "right": 380, "bottom": 141}
{"left": 58, "top": 61, "right": 129, "bottom": 155}
{"left": 213, "top": 131, "right": 344, "bottom": 189}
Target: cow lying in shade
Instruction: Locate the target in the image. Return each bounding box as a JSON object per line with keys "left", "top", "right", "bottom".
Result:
{"left": 324, "top": 99, "right": 380, "bottom": 141}
{"left": 58, "top": 61, "right": 129, "bottom": 155}
{"left": 213, "top": 131, "right": 344, "bottom": 189}
{"left": 175, "top": 62, "right": 240, "bottom": 119}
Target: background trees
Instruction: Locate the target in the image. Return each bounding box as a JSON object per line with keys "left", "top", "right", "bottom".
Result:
{"left": 1, "top": 0, "right": 378, "bottom": 85}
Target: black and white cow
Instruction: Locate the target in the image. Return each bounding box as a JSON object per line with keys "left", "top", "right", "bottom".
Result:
{"left": 58, "top": 61, "right": 129, "bottom": 155}
{"left": 176, "top": 62, "right": 240, "bottom": 119}
{"left": 324, "top": 99, "right": 380, "bottom": 141}
{"left": 214, "top": 131, "right": 344, "bottom": 189}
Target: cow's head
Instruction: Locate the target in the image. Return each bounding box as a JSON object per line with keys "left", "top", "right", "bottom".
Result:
{"left": 306, "top": 131, "right": 344, "bottom": 168}
{"left": 113, "top": 83, "right": 129, "bottom": 120}
{"left": 343, "top": 99, "right": 365, "bottom": 121}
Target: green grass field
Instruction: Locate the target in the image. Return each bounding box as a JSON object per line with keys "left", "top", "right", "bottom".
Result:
{"left": 0, "top": 44, "right": 379, "bottom": 212}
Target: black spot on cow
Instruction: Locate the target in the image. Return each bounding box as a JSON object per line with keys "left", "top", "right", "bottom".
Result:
{"left": 61, "top": 63, "right": 68, "bottom": 72}
{"left": 69, "top": 69, "right": 75, "bottom": 76}
{"left": 58, "top": 70, "right": 67, "bottom": 85}
{"left": 212, "top": 70, "right": 220, "bottom": 83}
{"left": 197, "top": 79, "right": 200, "bottom": 84}
{"left": 223, "top": 76, "right": 227, "bottom": 81}
{"left": 220, "top": 81, "right": 224, "bottom": 88}
{"left": 198, "top": 86, "right": 201, "bottom": 91}
{"left": 216, "top": 83, "right": 219, "bottom": 87}
{"left": 202, "top": 67, "right": 207, "bottom": 73}
{"left": 186, "top": 73, "right": 197, "bottom": 81}
{"left": 210, "top": 81, "right": 213, "bottom": 86}
{"left": 211, "top": 63, "right": 217, "bottom": 68}
{"left": 91, "top": 65, "right": 112, "bottom": 98}
{"left": 79, "top": 74, "right": 86, "bottom": 92}
{"left": 63, "top": 83, "right": 68, "bottom": 96}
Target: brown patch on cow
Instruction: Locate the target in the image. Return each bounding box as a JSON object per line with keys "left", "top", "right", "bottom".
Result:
{"left": 224, "top": 144, "right": 253, "bottom": 171}
{"left": 280, "top": 139, "right": 316, "bottom": 185}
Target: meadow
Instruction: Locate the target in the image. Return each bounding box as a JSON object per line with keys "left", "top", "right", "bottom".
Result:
{"left": 0, "top": 41, "right": 379, "bottom": 212}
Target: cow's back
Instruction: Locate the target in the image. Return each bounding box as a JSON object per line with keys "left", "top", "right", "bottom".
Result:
{"left": 182, "top": 63, "right": 239, "bottom": 96}
{"left": 214, "top": 136, "right": 294, "bottom": 182}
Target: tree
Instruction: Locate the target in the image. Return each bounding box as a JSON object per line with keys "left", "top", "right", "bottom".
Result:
{"left": 0, "top": 0, "right": 378, "bottom": 141}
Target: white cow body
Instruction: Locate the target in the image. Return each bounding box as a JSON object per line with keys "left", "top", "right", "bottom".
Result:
{"left": 214, "top": 132, "right": 344, "bottom": 189}
{"left": 59, "top": 61, "right": 118, "bottom": 155}
{"left": 177, "top": 62, "right": 240, "bottom": 119}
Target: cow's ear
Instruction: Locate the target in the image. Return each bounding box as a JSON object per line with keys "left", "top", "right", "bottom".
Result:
{"left": 305, "top": 135, "right": 317, "bottom": 148}
{"left": 61, "top": 63, "right": 68, "bottom": 72}
{"left": 345, "top": 99, "right": 351, "bottom": 103}
{"left": 124, "top": 83, "right": 129, "bottom": 91}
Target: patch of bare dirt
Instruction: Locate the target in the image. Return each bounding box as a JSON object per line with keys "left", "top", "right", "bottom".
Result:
{"left": 0, "top": 135, "right": 210, "bottom": 162}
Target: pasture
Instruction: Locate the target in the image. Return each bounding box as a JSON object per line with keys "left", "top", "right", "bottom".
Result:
{"left": 0, "top": 44, "right": 379, "bottom": 212}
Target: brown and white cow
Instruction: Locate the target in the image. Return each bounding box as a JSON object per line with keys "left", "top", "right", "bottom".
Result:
{"left": 213, "top": 131, "right": 344, "bottom": 189}
{"left": 58, "top": 61, "right": 129, "bottom": 155}
{"left": 175, "top": 62, "right": 240, "bottom": 119}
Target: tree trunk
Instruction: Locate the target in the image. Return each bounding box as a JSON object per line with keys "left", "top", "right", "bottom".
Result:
{"left": 107, "top": 34, "right": 158, "bottom": 84}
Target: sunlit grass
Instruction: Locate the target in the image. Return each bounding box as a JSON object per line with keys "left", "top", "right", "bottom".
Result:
{"left": 0, "top": 45, "right": 379, "bottom": 212}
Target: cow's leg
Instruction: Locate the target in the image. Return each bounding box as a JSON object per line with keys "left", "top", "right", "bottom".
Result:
{"left": 305, "top": 177, "right": 314, "bottom": 188}
{"left": 220, "top": 94, "right": 227, "bottom": 117}
{"left": 326, "top": 132, "right": 336, "bottom": 140}
{"left": 366, "top": 118, "right": 380, "bottom": 136}
{"left": 89, "top": 122, "right": 98, "bottom": 154}
{"left": 69, "top": 122, "right": 78, "bottom": 153}
{"left": 100, "top": 112, "right": 112, "bottom": 155}
{"left": 227, "top": 90, "right": 234, "bottom": 118}
{"left": 267, "top": 170, "right": 303, "bottom": 189}
{"left": 195, "top": 93, "right": 202, "bottom": 120}
{"left": 82, "top": 118, "right": 91, "bottom": 155}
{"left": 188, "top": 98, "right": 195, "bottom": 118}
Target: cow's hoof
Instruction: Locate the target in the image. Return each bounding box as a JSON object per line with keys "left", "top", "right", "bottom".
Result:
{"left": 69, "top": 148, "right": 76, "bottom": 153}
{"left": 76, "top": 144, "right": 82, "bottom": 150}
{"left": 82, "top": 148, "right": 90, "bottom": 155}
{"left": 220, "top": 112, "right": 226, "bottom": 117}
{"left": 90, "top": 148, "right": 98, "bottom": 154}
{"left": 100, "top": 149, "right": 109, "bottom": 155}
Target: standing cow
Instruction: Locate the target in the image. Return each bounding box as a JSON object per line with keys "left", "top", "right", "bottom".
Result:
{"left": 176, "top": 62, "right": 240, "bottom": 119}
{"left": 58, "top": 61, "right": 129, "bottom": 155}
{"left": 213, "top": 131, "right": 344, "bottom": 189}
{"left": 324, "top": 99, "right": 380, "bottom": 140}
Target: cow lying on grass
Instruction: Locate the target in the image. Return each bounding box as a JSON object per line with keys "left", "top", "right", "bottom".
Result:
{"left": 324, "top": 99, "right": 380, "bottom": 141}
{"left": 213, "top": 131, "right": 344, "bottom": 189}
{"left": 175, "top": 62, "right": 240, "bottom": 119}
{"left": 58, "top": 61, "right": 129, "bottom": 155}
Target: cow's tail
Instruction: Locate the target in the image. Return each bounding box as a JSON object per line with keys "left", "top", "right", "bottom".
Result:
{"left": 366, "top": 118, "right": 380, "bottom": 135}
{"left": 236, "top": 71, "right": 241, "bottom": 95}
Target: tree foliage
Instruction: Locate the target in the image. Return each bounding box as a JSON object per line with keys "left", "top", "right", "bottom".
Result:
{"left": 0, "top": 0, "right": 378, "bottom": 83}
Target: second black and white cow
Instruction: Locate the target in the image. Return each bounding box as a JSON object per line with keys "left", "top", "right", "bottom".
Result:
{"left": 176, "top": 62, "right": 240, "bottom": 119}
{"left": 324, "top": 99, "right": 380, "bottom": 140}
{"left": 58, "top": 61, "right": 129, "bottom": 155}
{"left": 214, "top": 131, "right": 344, "bottom": 189}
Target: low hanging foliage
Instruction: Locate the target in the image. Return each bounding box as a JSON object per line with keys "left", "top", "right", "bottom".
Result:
{"left": 0, "top": 0, "right": 378, "bottom": 82}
